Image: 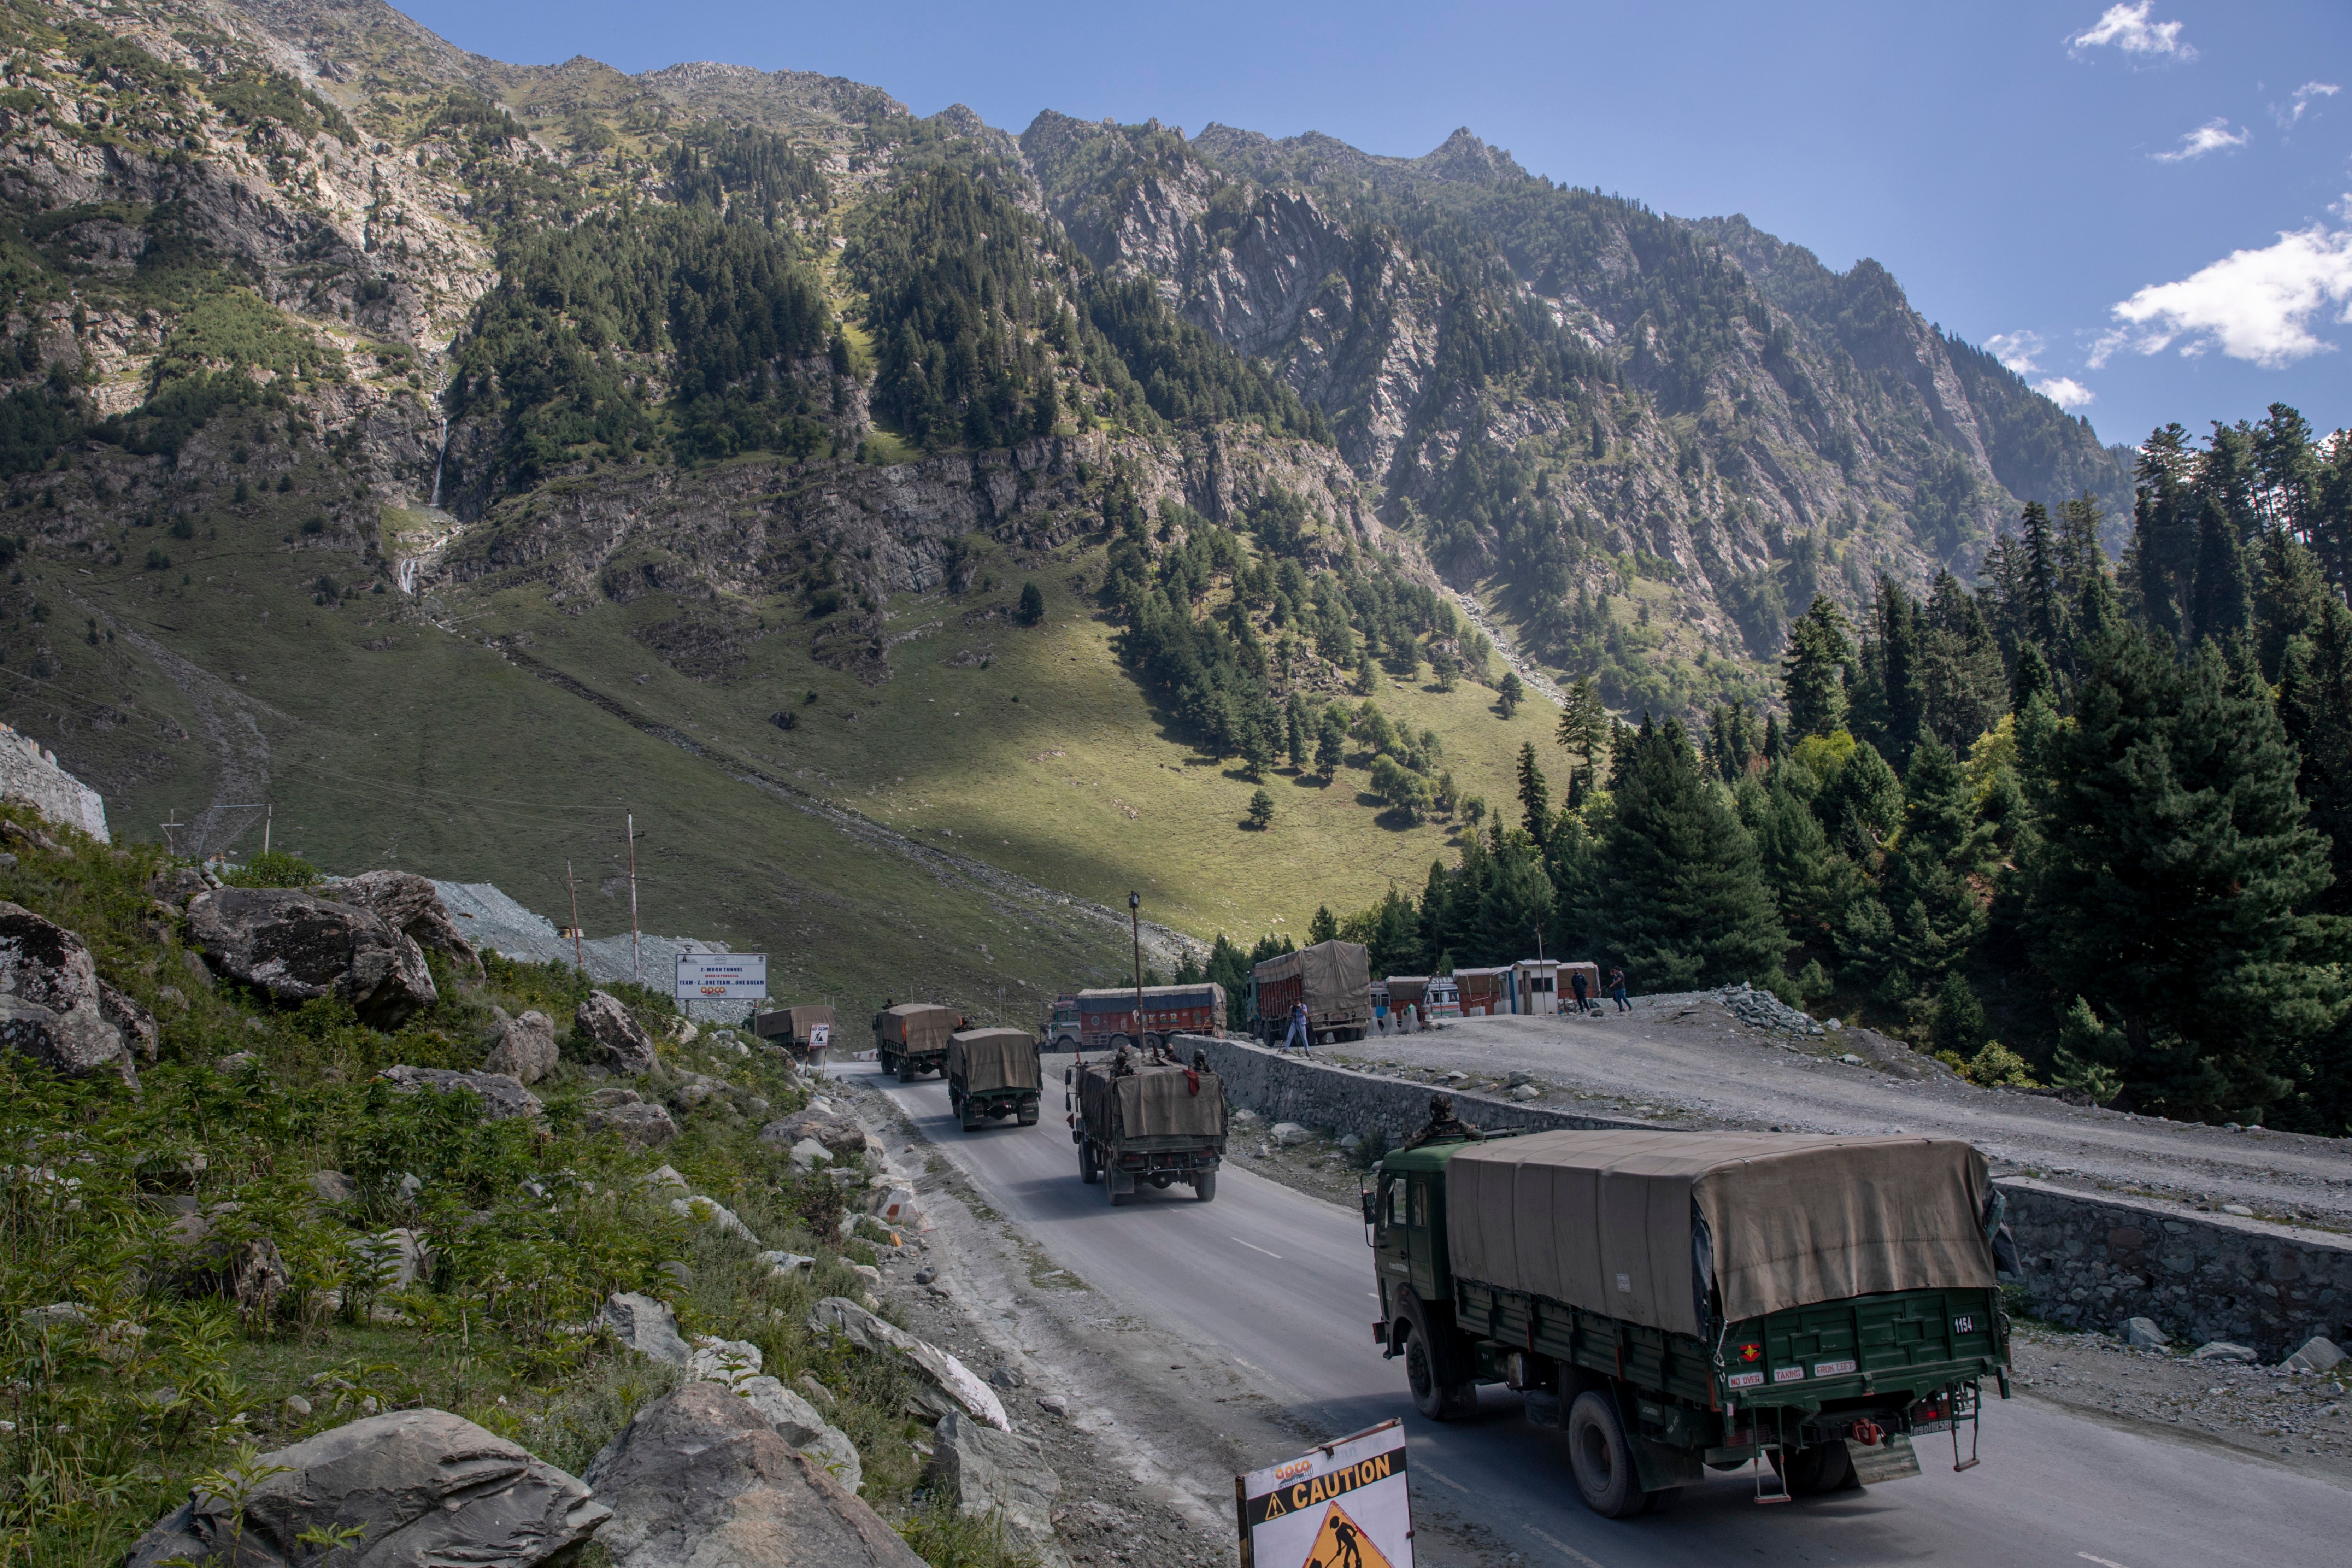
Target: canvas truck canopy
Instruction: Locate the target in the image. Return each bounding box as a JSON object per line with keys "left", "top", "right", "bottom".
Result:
{"left": 1078, "top": 1061, "right": 1227, "bottom": 1139}
{"left": 1383, "top": 976, "right": 1429, "bottom": 1009}
{"left": 755, "top": 1004, "right": 834, "bottom": 1042}
{"left": 1252, "top": 940, "right": 1371, "bottom": 1019}
{"left": 948, "top": 1028, "right": 1040, "bottom": 1092}
{"left": 1442, "top": 1131, "right": 1996, "bottom": 1338}
{"left": 881, "top": 1003, "right": 958, "bottom": 1051}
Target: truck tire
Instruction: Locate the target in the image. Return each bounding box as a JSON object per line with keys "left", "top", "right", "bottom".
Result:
{"left": 1399, "top": 1299, "right": 1477, "bottom": 1421}
{"left": 1566, "top": 1390, "right": 1649, "bottom": 1519}
{"left": 1080, "top": 1143, "right": 1101, "bottom": 1183}
{"left": 1194, "top": 1171, "right": 1217, "bottom": 1202}
{"left": 877, "top": 1049, "right": 893, "bottom": 1077}
{"left": 1770, "top": 1441, "right": 1854, "bottom": 1497}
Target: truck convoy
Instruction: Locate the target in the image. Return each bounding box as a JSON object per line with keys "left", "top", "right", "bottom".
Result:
{"left": 1248, "top": 939, "right": 1372, "bottom": 1044}
{"left": 875, "top": 1002, "right": 957, "bottom": 1083}
{"left": 1047, "top": 984, "right": 1228, "bottom": 1052}
{"left": 1367, "top": 1128, "right": 2010, "bottom": 1517}
{"left": 1068, "top": 1056, "right": 1229, "bottom": 1204}
{"left": 947, "top": 1027, "right": 1042, "bottom": 1131}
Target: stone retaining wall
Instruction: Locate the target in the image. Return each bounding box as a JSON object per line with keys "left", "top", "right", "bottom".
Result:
{"left": 1179, "top": 1034, "right": 2352, "bottom": 1358}
{"left": 0, "top": 723, "right": 106, "bottom": 842}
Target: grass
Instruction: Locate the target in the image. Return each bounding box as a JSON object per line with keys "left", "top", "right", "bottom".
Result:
{"left": 0, "top": 808, "right": 1022, "bottom": 1568}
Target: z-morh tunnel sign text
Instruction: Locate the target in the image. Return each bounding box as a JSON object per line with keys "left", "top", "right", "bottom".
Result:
{"left": 676, "top": 953, "right": 768, "bottom": 1003}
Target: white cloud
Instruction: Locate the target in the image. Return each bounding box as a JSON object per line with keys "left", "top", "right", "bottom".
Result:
{"left": 2034, "top": 377, "right": 2096, "bottom": 410}
{"left": 2153, "top": 117, "right": 2250, "bottom": 162}
{"left": 2069, "top": 3, "right": 2195, "bottom": 60}
{"left": 2277, "top": 82, "right": 2340, "bottom": 127}
{"left": 2092, "top": 216, "right": 2352, "bottom": 368}
{"left": 1984, "top": 330, "right": 2044, "bottom": 373}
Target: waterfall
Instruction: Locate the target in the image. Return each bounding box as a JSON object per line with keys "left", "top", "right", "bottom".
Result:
{"left": 428, "top": 409, "right": 448, "bottom": 510}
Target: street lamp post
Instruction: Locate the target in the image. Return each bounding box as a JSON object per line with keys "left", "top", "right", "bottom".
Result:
{"left": 1130, "top": 891, "right": 1147, "bottom": 1058}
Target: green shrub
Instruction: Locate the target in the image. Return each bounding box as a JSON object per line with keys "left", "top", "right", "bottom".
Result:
{"left": 220, "top": 850, "right": 319, "bottom": 888}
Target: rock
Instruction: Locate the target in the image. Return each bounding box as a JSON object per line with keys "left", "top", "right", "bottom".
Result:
{"left": 20, "top": 1301, "right": 87, "bottom": 1326}
{"left": 186, "top": 888, "right": 437, "bottom": 1028}
{"left": 377, "top": 1066, "right": 542, "bottom": 1121}
{"left": 759, "top": 1250, "right": 817, "bottom": 1277}
{"left": 641, "top": 1164, "right": 689, "bottom": 1190}
{"left": 482, "top": 1009, "right": 558, "bottom": 1084}
{"left": 181, "top": 948, "right": 214, "bottom": 989}
{"left": 0, "top": 901, "right": 150, "bottom": 1086}
{"left": 988, "top": 1364, "right": 1027, "bottom": 1389}
{"left": 870, "top": 1187, "right": 917, "bottom": 1226}
{"left": 2190, "top": 1340, "right": 2260, "bottom": 1363}
{"left": 307, "top": 1170, "right": 356, "bottom": 1206}
{"left": 121, "top": 1407, "right": 607, "bottom": 1568}
{"left": 2122, "top": 1316, "right": 2171, "bottom": 1349}
{"left": 1337, "top": 1132, "right": 1362, "bottom": 1151}
{"left": 760, "top": 1106, "right": 867, "bottom": 1158}
{"left": 736, "top": 1375, "right": 865, "bottom": 1493}
{"left": 1269, "top": 1122, "right": 1312, "bottom": 1147}
{"left": 2283, "top": 1336, "right": 2346, "bottom": 1373}
{"left": 584, "top": 1383, "right": 922, "bottom": 1568}
{"left": 147, "top": 864, "right": 211, "bottom": 909}
{"left": 590, "top": 1086, "right": 643, "bottom": 1108}
{"left": 327, "top": 871, "right": 484, "bottom": 981}
{"left": 2220, "top": 1203, "right": 2254, "bottom": 1217}
{"left": 789, "top": 1137, "right": 833, "bottom": 1168}
{"left": 576, "top": 991, "right": 658, "bottom": 1075}
{"left": 657, "top": 1259, "right": 694, "bottom": 1289}
{"left": 232, "top": 1237, "right": 290, "bottom": 1315}
{"left": 1506, "top": 1071, "right": 1532, "bottom": 1087}
{"left": 806, "top": 1297, "right": 1010, "bottom": 1429}
{"left": 603, "top": 1291, "right": 691, "bottom": 1365}
{"left": 1508, "top": 1083, "right": 1542, "bottom": 1102}
{"left": 279, "top": 1394, "right": 310, "bottom": 1422}
{"left": 353, "top": 1228, "right": 430, "bottom": 1291}
{"left": 929, "top": 1412, "right": 1068, "bottom": 1568}
{"left": 797, "top": 1374, "right": 838, "bottom": 1411}
{"left": 215, "top": 1052, "right": 257, "bottom": 1073}
{"left": 687, "top": 1336, "right": 764, "bottom": 1387}
{"left": 588, "top": 1100, "right": 677, "bottom": 1149}
{"left": 1036, "top": 1393, "right": 1069, "bottom": 1416}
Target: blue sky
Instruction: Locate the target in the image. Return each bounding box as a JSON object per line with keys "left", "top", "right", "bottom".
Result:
{"left": 402, "top": 0, "right": 2352, "bottom": 451}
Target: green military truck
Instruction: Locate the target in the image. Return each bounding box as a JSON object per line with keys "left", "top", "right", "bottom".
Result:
{"left": 1068, "top": 1058, "right": 1228, "bottom": 1205}
{"left": 1366, "top": 1129, "right": 2011, "bottom": 1517}
{"left": 876, "top": 1003, "right": 957, "bottom": 1083}
{"left": 948, "top": 1027, "right": 1042, "bottom": 1131}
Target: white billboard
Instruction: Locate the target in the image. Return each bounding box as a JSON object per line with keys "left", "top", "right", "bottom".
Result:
{"left": 1238, "top": 1420, "right": 1411, "bottom": 1568}
{"left": 675, "top": 952, "right": 768, "bottom": 1002}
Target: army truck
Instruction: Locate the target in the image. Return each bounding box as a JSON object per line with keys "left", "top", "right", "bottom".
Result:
{"left": 948, "top": 1027, "right": 1042, "bottom": 1131}
{"left": 1067, "top": 1058, "right": 1227, "bottom": 1204}
{"left": 754, "top": 1004, "right": 834, "bottom": 1064}
{"left": 875, "top": 1003, "right": 957, "bottom": 1083}
{"left": 1367, "top": 1129, "right": 2010, "bottom": 1518}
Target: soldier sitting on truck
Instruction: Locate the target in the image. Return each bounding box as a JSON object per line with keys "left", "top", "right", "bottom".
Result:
{"left": 1110, "top": 1042, "right": 1137, "bottom": 1077}
{"left": 1402, "top": 1091, "right": 1482, "bottom": 1150}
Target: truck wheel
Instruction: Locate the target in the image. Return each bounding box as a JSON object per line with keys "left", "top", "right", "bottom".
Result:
{"left": 877, "top": 1049, "right": 894, "bottom": 1077}
{"left": 1770, "top": 1441, "right": 1854, "bottom": 1497}
{"left": 1566, "top": 1391, "right": 1648, "bottom": 1519}
{"left": 1402, "top": 1323, "right": 1477, "bottom": 1421}
{"left": 1194, "top": 1171, "right": 1217, "bottom": 1202}
{"left": 1080, "top": 1143, "right": 1101, "bottom": 1183}
{"left": 1017, "top": 1101, "right": 1040, "bottom": 1127}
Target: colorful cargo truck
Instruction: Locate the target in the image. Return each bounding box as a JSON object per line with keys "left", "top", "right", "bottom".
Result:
{"left": 1248, "top": 940, "right": 1371, "bottom": 1044}
{"left": 1064, "top": 984, "right": 1227, "bottom": 1053}
{"left": 1366, "top": 1129, "right": 2011, "bottom": 1517}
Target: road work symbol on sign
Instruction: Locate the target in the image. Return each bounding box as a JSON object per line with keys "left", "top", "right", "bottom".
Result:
{"left": 1237, "top": 1420, "right": 1410, "bottom": 1568}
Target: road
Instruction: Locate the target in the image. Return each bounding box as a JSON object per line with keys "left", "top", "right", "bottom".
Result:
{"left": 834, "top": 1057, "right": 2344, "bottom": 1568}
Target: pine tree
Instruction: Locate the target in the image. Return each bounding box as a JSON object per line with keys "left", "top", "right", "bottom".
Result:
{"left": 1595, "top": 719, "right": 1786, "bottom": 989}
{"left": 1246, "top": 788, "right": 1274, "bottom": 829}
{"left": 1315, "top": 714, "right": 1345, "bottom": 779}
{"left": 2188, "top": 493, "right": 2251, "bottom": 647}
{"left": 1308, "top": 905, "right": 1340, "bottom": 943}
{"left": 1752, "top": 764, "right": 1852, "bottom": 949}
{"left": 2025, "top": 630, "right": 2343, "bottom": 1118}
{"left": 1556, "top": 676, "right": 1608, "bottom": 790}
{"left": 1017, "top": 580, "right": 1045, "bottom": 624}
{"left": 1480, "top": 837, "right": 1555, "bottom": 964}
{"left": 1516, "top": 742, "right": 1550, "bottom": 845}
{"left": 1497, "top": 671, "right": 1525, "bottom": 716}
{"left": 1782, "top": 595, "right": 1852, "bottom": 738}
{"left": 1872, "top": 738, "right": 1994, "bottom": 993}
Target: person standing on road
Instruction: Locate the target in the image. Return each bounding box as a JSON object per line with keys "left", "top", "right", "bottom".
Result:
{"left": 1284, "top": 999, "right": 1312, "bottom": 1054}
{"left": 1608, "top": 968, "right": 1629, "bottom": 1013}
{"left": 1570, "top": 968, "right": 1591, "bottom": 1015}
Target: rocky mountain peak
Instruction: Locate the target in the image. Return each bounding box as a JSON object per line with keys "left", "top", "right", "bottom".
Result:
{"left": 1412, "top": 126, "right": 1527, "bottom": 186}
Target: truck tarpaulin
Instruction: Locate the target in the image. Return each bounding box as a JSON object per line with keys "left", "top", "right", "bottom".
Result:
{"left": 1442, "top": 1131, "right": 1997, "bottom": 1337}
{"left": 1079, "top": 1062, "right": 1228, "bottom": 1139}
{"left": 948, "top": 1028, "right": 1040, "bottom": 1093}
{"left": 880, "top": 1003, "right": 957, "bottom": 1051}
{"left": 1252, "top": 940, "right": 1371, "bottom": 1028}
{"left": 755, "top": 1004, "right": 833, "bottom": 1043}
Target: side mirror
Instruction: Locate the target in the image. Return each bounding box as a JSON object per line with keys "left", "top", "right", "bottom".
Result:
{"left": 1063, "top": 1066, "right": 1073, "bottom": 1086}
{"left": 1360, "top": 1187, "right": 1378, "bottom": 1225}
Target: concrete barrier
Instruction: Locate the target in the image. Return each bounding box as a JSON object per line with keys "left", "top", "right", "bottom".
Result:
{"left": 0, "top": 723, "right": 105, "bottom": 842}
{"left": 1177, "top": 1033, "right": 2352, "bottom": 1358}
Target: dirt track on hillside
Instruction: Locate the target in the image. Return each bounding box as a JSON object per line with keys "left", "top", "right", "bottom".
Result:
{"left": 1333, "top": 995, "right": 2352, "bottom": 1230}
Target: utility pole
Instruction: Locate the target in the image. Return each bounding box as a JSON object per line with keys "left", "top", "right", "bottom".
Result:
{"left": 626, "top": 813, "right": 641, "bottom": 985}
{"left": 566, "top": 861, "right": 585, "bottom": 973}
{"left": 1130, "top": 891, "right": 1146, "bottom": 1057}
{"left": 262, "top": 803, "right": 271, "bottom": 858}
{"left": 161, "top": 811, "right": 180, "bottom": 857}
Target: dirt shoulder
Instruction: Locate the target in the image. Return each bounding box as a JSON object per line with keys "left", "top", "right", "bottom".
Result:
{"left": 1328, "top": 995, "right": 2352, "bottom": 1230}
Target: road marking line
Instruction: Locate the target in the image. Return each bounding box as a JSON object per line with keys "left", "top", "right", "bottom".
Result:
{"left": 1522, "top": 1524, "right": 1608, "bottom": 1568}
{"left": 1421, "top": 1465, "right": 1471, "bottom": 1493}
{"left": 1232, "top": 1237, "right": 1283, "bottom": 1259}
{"left": 2078, "top": 1556, "right": 2138, "bottom": 1568}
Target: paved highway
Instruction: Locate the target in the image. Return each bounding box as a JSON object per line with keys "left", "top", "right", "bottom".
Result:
{"left": 835, "top": 1058, "right": 2342, "bottom": 1568}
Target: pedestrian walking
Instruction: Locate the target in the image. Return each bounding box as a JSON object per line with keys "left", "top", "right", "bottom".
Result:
{"left": 1570, "top": 968, "right": 1591, "bottom": 1015}
{"left": 1608, "top": 967, "right": 1630, "bottom": 1013}
{"left": 1283, "top": 999, "right": 1312, "bottom": 1053}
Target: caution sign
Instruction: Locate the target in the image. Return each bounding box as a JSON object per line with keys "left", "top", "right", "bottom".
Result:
{"left": 1237, "top": 1421, "right": 1411, "bottom": 1568}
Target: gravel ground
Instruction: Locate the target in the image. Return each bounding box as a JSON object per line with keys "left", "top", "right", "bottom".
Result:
{"left": 1329, "top": 994, "right": 2352, "bottom": 1230}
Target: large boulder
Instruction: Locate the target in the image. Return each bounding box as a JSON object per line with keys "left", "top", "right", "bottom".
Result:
{"left": 758, "top": 1104, "right": 866, "bottom": 1159}
{"left": 577, "top": 991, "right": 658, "bottom": 1075}
{"left": 187, "top": 888, "right": 437, "bottom": 1028}
{"left": 738, "top": 1375, "right": 864, "bottom": 1494}
{"left": 806, "top": 1297, "right": 1009, "bottom": 1429}
{"left": 328, "top": 871, "right": 485, "bottom": 981}
{"left": 583, "top": 1382, "right": 921, "bottom": 1568}
{"left": 929, "top": 1412, "right": 1068, "bottom": 1568}
{"left": 0, "top": 901, "right": 152, "bottom": 1086}
{"left": 483, "top": 1009, "right": 558, "bottom": 1084}
{"left": 588, "top": 1097, "right": 678, "bottom": 1149}
{"left": 603, "top": 1291, "right": 691, "bottom": 1365}
{"left": 377, "top": 1065, "right": 542, "bottom": 1121}
{"left": 121, "top": 1407, "right": 608, "bottom": 1567}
